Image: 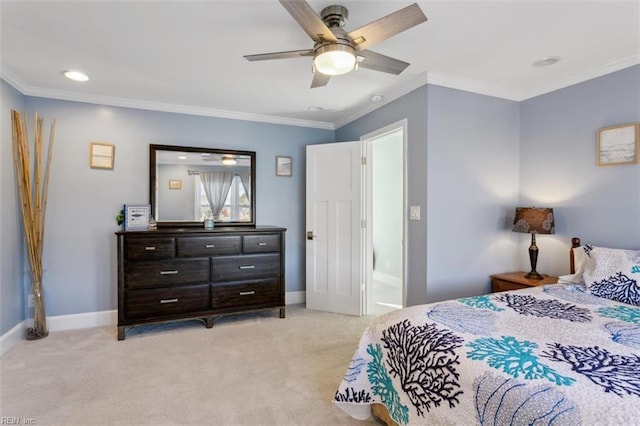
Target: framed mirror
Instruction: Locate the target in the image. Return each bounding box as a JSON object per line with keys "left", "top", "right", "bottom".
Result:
{"left": 150, "top": 144, "right": 256, "bottom": 227}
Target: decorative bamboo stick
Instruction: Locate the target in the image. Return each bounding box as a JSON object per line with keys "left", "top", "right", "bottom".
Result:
{"left": 11, "top": 110, "right": 56, "bottom": 340}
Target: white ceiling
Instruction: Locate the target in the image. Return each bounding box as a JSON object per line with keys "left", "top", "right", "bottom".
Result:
{"left": 2, "top": 0, "right": 639, "bottom": 130}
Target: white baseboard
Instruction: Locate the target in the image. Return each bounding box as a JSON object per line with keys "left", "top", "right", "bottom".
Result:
{"left": 0, "top": 321, "right": 25, "bottom": 357}
{"left": 286, "top": 291, "right": 305, "bottom": 305}
{"left": 373, "top": 271, "right": 402, "bottom": 287}
{"left": 48, "top": 309, "right": 117, "bottom": 332}
{"left": 1, "top": 291, "right": 306, "bottom": 355}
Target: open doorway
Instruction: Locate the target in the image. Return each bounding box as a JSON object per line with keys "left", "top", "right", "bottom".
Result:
{"left": 362, "top": 121, "right": 406, "bottom": 316}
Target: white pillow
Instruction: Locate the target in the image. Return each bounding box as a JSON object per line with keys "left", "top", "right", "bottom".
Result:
{"left": 558, "top": 246, "right": 591, "bottom": 284}
{"left": 582, "top": 246, "right": 640, "bottom": 305}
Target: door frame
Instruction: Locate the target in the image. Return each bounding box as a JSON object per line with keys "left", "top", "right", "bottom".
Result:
{"left": 360, "top": 120, "right": 408, "bottom": 315}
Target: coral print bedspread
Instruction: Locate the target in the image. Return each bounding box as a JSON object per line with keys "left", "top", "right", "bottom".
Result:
{"left": 333, "top": 284, "right": 640, "bottom": 425}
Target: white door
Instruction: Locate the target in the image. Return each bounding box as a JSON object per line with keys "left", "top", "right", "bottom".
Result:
{"left": 306, "top": 142, "right": 362, "bottom": 316}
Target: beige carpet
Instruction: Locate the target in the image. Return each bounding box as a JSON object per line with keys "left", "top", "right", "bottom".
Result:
{"left": 0, "top": 305, "right": 383, "bottom": 425}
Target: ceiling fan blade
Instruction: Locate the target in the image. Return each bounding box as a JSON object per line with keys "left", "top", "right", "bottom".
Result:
{"left": 347, "top": 3, "right": 427, "bottom": 51}
{"left": 279, "top": 0, "right": 338, "bottom": 43}
{"left": 311, "top": 72, "right": 331, "bottom": 88}
{"left": 244, "top": 49, "right": 313, "bottom": 61}
{"left": 357, "top": 50, "right": 410, "bottom": 75}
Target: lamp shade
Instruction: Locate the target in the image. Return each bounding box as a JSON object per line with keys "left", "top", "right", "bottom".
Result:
{"left": 513, "top": 207, "right": 555, "bottom": 234}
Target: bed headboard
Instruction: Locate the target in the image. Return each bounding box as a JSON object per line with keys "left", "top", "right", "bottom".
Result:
{"left": 570, "top": 237, "right": 581, "bottom": 274}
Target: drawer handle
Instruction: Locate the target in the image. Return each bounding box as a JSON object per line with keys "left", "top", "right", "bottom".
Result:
{"left": 257, "top": 242, "right": 267, "bottom": 246}
{"left": 239, "top": 291, "right": 255, "bottom": 296}
{"left": 160, "top": 298, "right": 178, "bottom": 304}
{"left": 205, "top": 244, "right": 215, "bottom": 248}
{"left": 239, "top": 265, "right": 256, "bottom": 270}
{"left": 160, "top": 270, "right": 178, "bottom": 275}
{"left": 144, "top": 246, "right": 156, "bottom": 251}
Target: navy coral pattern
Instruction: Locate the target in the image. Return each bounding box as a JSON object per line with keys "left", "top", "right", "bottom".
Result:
{"left": 380, "top": 319, "right": 464, "bottom": 417}
{"left": 333, "top": 285, "right": 640, "bottom": 425}
{"left": 589, "top": 272, "right": 640, "bottom": 306}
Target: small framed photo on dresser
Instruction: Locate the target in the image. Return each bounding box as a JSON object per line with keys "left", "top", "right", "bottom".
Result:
{"left": 123, "top": 204, "right": 150, "bottom": 231}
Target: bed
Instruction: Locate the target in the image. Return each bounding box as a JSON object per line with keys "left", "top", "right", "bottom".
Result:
{"left": 333, "top": 237, "right": 640, "bottom": 425}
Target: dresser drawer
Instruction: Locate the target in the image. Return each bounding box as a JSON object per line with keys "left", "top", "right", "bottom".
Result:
{"left": 242, "top": 234, "right": 281, "bottom": 254}
{"left": 125, "top": 258, "right": 210, "bottom": 288}
{"left": 177, "top": 236, "right": 241, "bottom": 257}
{"left": 211, "top": 279, "right": 280, "bottom": 309}
{"left": 126, "top": 237, "right": 175, "bottom": 260}
{"left": 125, "top": 284, "right": 210, "bottom": 320}
{"left": 211, "top": 254, "right": 280, "bottom": 282}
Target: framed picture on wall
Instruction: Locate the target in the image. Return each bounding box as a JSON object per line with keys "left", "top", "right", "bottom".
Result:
{"left": 89, "top": 142, "right": 115, "bottom": 169}
{"left": 169, "top": 179, "right": 182, "bottom": 190}
{"left": 597, "top": 122, "right": 639, "bottom": 166}
{"left": 276, "top": 156, "right": 292, "bottom": 177}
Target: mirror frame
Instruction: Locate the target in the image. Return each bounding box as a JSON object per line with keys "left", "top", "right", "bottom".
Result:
{"left": 150, "top": 144, "right": 256, "bottom": 227}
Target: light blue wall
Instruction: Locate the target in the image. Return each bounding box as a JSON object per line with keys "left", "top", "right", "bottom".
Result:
{"left": 2, "top": 92, "right": 333, "bottom": 320}
{"left": 1, "top": 80, "right": 26, "bottom": 334}
{"left": 338, "top": 84, "right": 520, "bottom": 304}
{"left": 519, "top": 64, "right": 640, "bottom": 275}
{"left": 157, "top": 164, "right": 198, "bottom": 221}
{"left": 2, "top": 64, "right": 638, "bottom": 334}
{"left": 337, "top": 86, "right": 429, "bottom": 305}
{"left": 426, "top": 85, "right": 520, "bottom": 301}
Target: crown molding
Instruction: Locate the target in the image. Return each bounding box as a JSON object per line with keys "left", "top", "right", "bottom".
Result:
{"left": 514, "top": 54, "right": 640, "bottom": 101}
{"left": 4, "top": 54, "right": 639, "bottom": 131}
{"left": 425, "top": 55, "right": 640, "bottom": 102}
{"left": 425, "top": 72, "right": 518, "bottom": 101}
{"left": 334, "top": 71, "right": 431, "bottom": 129}
{"left": 0, "top": 71, "right": 335, "bottom": 131}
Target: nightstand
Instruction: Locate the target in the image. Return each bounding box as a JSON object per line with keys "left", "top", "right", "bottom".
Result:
{"left": 490, "top": 272, "right": 559, "bottom": 293}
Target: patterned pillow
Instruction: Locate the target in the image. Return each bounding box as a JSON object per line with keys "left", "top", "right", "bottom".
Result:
{"left": 583, "top": 246, "right": 640, "bottom": 305}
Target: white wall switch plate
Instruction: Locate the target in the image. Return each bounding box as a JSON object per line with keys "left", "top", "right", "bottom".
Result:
{"left": 410, "top": 205, "right": 421, "bottom": 220}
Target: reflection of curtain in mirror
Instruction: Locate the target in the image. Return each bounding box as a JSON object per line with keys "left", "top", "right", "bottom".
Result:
{"left": 199, "top": 172, "right": 234, "bottom": 219}
{"left": 239, "top": 171, "right": 251, "bottom": 200}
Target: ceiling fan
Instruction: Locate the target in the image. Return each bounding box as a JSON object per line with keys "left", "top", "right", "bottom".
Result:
{"left": 244, "top": 1, "right": 427, "bottom": 88}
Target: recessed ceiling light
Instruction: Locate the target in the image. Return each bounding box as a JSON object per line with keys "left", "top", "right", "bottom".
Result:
{"left": 63, "top": 70, "right": 89, "bottom": 82}
{"left": 370, "top": 94, "right": 384, "bottom": 102}
{"left": 531, "top": 56, "right": 561, "bottom": 68}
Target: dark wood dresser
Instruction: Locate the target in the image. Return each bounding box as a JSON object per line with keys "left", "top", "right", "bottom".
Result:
{"left": 116, "top": 226, "right": 286, "bottom": 340}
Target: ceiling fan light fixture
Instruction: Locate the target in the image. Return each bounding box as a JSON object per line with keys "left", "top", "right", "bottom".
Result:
{"left": 313, "top": 43, "right": 356, "bottom": 76}
{"left": 222, "top": 155, "right": 237, "bottom": 166}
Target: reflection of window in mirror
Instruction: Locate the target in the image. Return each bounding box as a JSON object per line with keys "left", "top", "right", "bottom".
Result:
{"left": 196, "top": 175, "right": 249, "bottom": 221}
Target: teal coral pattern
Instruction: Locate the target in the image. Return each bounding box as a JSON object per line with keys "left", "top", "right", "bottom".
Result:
{"left": 597, "top": 305, "right": 640, "bottom": 324}
{"left": 458, "top": 295, "right": 504, "bottom": 311}
{"left": 366, "top": 343, "right": 409, "bottom": 425}
{"left": 466, "top": 336, "right": 575, "bottom": 386}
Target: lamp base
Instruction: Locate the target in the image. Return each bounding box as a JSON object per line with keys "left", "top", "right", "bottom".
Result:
{"left": 525, "top": 233, "right": 544, "bottom": 280}
{"left": 524, "top": 271, "right": 544, "bottom": 280}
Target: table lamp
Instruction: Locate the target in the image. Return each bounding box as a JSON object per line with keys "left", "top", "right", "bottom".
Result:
{"left": 512, "top": 207, "right": 555, "bottom": 280}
